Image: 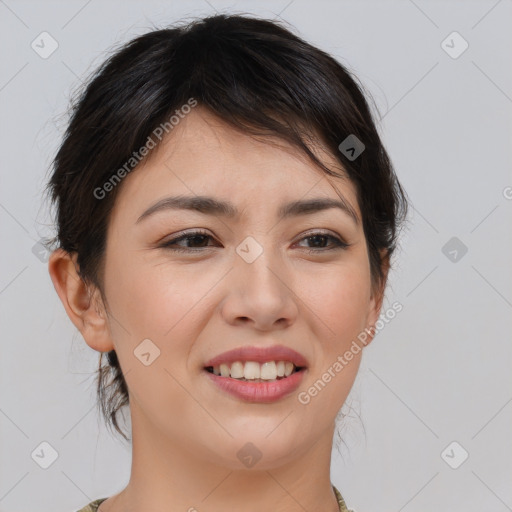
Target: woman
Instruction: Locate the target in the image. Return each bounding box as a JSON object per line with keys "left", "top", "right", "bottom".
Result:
{"left": 46, "top": 13, "right": 408, "bottom": 512}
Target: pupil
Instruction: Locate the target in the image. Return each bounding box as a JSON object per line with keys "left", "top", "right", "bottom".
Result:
{"left": 190, "top": 235, "right": 208, "bottom": 247}
{"left": 310, "top": 235, "right": 326, "bottom": 248}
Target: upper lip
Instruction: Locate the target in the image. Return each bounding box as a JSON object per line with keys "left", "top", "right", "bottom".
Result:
{"left": 204, "top": 345, "right": 309, "bottom": 368}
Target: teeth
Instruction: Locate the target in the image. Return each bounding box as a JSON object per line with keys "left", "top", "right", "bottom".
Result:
{"left": 230, "top": 361, "right": 244, "bottom": 379}
{"left": 211, "top": 360, "right": 299, "bottom": 381}
{"left": 244, "top": 361, "right": 260, "bottom": 380}
{"left": 219, "top": 363, "right": 230, "bottom": 377}
{"left": 260, "top": 361, "right": 276, "bottom": 380}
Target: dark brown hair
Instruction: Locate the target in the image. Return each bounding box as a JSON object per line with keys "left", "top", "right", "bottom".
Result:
{"left": 45, "top": 13, "right": 409, "bottom": 442}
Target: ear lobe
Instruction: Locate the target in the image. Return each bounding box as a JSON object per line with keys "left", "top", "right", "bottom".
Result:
{"left": 48, "top": 248, "right": 114, "bottom": 353}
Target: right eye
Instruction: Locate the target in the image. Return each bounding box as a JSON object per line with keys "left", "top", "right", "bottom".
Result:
{"left": 159, "top": 230, "right": 220, "bottom": 252}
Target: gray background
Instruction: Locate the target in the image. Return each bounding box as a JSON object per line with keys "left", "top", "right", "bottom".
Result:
{"left": 1, "top": 0, "right": 511, "bottom": 511}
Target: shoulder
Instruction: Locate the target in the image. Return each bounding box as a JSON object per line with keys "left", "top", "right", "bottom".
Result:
{"left": 332, "top": 484, "right": 359, "bottom": 512}
{"left": 75, "top": 497, "right": 108, "bottom": 512}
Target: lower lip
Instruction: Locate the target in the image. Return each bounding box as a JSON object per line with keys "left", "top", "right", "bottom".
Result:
{"left": 204, "top": 368, "right": 306, "bottom": 403}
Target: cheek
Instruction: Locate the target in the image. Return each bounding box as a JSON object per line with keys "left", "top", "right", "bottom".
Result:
{"left": 102, "top": 253, "right": 215, "bottom": 421}
{"left": 105, "top": 246, "right": 198, "bottom": 331}
{"left": 103, "top": 250, "right": 219, "bottom": 373}
{"left": 299, "top": 261, "right": 372, "bottom": 338}
{"left": 296, "top": 260, "right": 370, "bottom": 406}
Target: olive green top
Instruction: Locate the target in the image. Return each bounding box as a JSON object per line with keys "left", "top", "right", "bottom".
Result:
{"left": 75, "top": 485, "right": 353, "bottom": 511}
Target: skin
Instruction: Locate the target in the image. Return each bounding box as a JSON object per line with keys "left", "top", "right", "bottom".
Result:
{"left": 49, "top": 107, "right": 388, "bottom": 512}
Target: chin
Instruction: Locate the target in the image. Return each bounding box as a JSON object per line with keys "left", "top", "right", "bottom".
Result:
{"left": 198, "top": 429, "right": 308, "bottom": 471}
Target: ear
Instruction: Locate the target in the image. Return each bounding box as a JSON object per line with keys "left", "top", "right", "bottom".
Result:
{"left": 364, "top": 249, "right": 390, "bottom": 346}
{"left": 48, "top": 248, "right": 114, "bottom": 353}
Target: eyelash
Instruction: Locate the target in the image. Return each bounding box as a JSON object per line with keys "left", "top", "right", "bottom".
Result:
{"left": 159, "top": 229, "right": 350, "bottom": 254}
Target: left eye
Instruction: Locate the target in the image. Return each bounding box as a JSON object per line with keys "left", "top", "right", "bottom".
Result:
{"left": 296, "top": 233, "right": 349, "bottom": 253}
{"left": 160, "top": 230, "right": 349, "bottom": 253}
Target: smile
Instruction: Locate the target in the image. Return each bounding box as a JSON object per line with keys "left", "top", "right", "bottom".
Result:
{"left": 202, "top": 345, "right": 309, "bottom": 402}
{"left": 205, "top": 360, "right": 303, "bottom": 381}
{"left": 203, "top": 362, "right": 307, "bottom": 403}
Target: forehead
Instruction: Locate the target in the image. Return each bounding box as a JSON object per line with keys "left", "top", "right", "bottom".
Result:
{"left": 111, "top": 106, "right": 360, "bottom": 222}
{"left": 147, "top": 107, "right": 339, "bottom": 173}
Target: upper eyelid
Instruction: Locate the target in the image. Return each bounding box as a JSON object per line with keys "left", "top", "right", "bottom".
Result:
{"left": 166, "top": 227, "right": 343, "bottom": 239}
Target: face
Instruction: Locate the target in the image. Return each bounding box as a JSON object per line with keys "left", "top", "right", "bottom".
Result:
{"left": 96, "top": 107, "right": 383, "bottom": 469}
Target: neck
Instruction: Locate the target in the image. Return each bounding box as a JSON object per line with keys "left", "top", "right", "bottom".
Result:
{"left": 103, "top": 403, "right": 341, "bottom": 512}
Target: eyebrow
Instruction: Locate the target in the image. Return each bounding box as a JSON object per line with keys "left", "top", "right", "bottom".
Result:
{"left": 135, "top": 195, "right": 359, "bottom": 225}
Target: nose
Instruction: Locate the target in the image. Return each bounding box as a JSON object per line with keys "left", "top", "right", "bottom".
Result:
{"left": 220, "top": 246, "right": 299, "bottom": 331}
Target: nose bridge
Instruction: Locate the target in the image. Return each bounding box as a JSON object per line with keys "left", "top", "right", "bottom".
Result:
{"left": 221, "top": 234, "right": 298, "bottom": 329}
{"left": 236, "top": 234, "right": 287, "bottom": 298}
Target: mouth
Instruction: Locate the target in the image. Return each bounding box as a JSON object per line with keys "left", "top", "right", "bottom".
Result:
{"left": 202, "top": 345, "right": 309, "bottom": 402}
{"left": 203, "top": 362, "right": 307, "bottom": 403}
{"left": 204, "top": 361, "right": 306, "bottom": 382}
